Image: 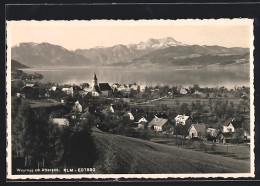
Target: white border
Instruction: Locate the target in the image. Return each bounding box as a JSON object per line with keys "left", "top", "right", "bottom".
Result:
{"left": 6, "top": 19, "right": 255, "bottom": 180}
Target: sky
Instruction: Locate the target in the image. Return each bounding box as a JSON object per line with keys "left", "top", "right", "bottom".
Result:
{"left": 7, "top": 19, "right": 253, "bottom": 50}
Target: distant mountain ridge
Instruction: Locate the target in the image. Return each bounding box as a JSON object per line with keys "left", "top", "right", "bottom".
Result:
{"left": 12, "top": 42, "right": 90, "bottom": 67}
{"left": 75, "top": 37, "right": 186, "bottom": 65}
{"left": 11, "top": 37, "right": 249, "bottom": 68}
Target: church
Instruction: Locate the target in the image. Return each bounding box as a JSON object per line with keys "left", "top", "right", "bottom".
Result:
{"left": 92, "top": 73, "right": 112, "bottom": 97}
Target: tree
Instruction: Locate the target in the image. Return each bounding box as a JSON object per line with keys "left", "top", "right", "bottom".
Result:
{"left": 233, "top": 128, "right": 245, "bottom": 144}
{"left": 178, "top": 103, "right": 191, "bottom": 116}
{"left": 64, "top": 128, "right": 97, "bottom": 168}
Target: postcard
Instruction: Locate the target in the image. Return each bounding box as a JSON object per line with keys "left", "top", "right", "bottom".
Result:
{"left": 6, "top": 19, "right": 254, "bottom": 179}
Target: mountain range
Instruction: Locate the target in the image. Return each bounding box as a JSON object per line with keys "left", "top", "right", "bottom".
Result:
{"left": 11, "top": 37, "right": 249, "bottom": 68}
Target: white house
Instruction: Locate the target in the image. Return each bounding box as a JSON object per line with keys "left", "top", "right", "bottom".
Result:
{"left": 175, "top": 115, "right": 191, "bottom": 126}
{"left": 140, "top": 85, "right": 147, "bottom": 92}
{"left": 73, "top": 101, "right": 82, "bottom": 112}
{"left": 53, "top": 118, "right": 69, "bottom": 127}
{"left": 130, "top": 84, "right": 139, "bottom": 91}
{"left": 62, "top": 87, "right": 73, "bottom": 95}
{"left": 180, "top": 88, "right": 188, "bottom": 95}
{"left": 223, "top": 123, "right": 235, "bottom": 133}
{"left": 188, "top": 123, "right": 206, "bottom": 138}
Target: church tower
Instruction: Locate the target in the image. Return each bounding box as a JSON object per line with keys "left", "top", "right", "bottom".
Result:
{"left": 92, "top": 72, "right": 98, "bottom": 90}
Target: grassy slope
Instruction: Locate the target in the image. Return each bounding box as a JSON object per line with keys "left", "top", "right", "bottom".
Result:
{"left": 93, "top": 131, "right": 250, "bottom": 174}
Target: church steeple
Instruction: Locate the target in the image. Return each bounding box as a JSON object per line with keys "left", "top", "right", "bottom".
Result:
{"left": 92, "top": 72, "right": 98, "bottom": 89}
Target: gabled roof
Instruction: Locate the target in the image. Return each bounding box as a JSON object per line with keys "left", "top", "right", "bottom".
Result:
{"left": 175, "top": 115, "right": 190, "bottom": 121}
{"left": 99, "top": 83, "right": 112, "bottom": 91}
{"left": 148, "top": 117, "right": 168, "bottom": 127}
{"left": 190, "top": 123, "right": 206, "bottom": 133}
{"left": 130, "top": 109, "right": 147, "bottom": 122}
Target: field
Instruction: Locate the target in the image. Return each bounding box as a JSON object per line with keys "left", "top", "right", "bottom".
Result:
{"left": 150, "top": 137, "right": 250, "bottom": 161}
{"left": 133, "top": 96, "right": 242, "bottom": 108}
{"left": 93, "top": 130, "right": 250, "bottom": 174}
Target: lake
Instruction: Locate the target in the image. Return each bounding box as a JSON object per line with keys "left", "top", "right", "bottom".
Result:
{"left": 22, "top": 66, "right": 250, "bottom": 89}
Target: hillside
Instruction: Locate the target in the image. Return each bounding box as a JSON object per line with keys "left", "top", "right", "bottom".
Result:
{"left": 110, "top": 45, "right": 249, "bottom": 68}
{"left": 11, "top": 59, "right": 28, "bottom": 70}
{"left": 11, "top": 42, "right": 90, "bottom": 67}
{"left": 93, "top": 131, "right": 250, "bottom": 174}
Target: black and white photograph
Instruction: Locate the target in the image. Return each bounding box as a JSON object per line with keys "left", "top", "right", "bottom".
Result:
{"left": 6, "top": 19, "right": 254, "bottom": 179}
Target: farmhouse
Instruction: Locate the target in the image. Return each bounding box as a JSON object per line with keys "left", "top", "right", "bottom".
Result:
{"left": 148, "top": 117, "right": 172, "bottom": 132}
{"left": 175, "top": 115, "right": 191, "bottom": 126}
{"left": 188, "top": 123, "right": 206, "bottom": 138}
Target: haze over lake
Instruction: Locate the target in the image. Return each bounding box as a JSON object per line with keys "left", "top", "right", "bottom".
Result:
{"left": 22, "top": 66, "right": 250, "bottom": 89}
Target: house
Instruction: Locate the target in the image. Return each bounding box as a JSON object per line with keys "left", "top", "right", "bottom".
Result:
{"left": 223, "top": 121, "right": 235, "bottom": 133}
{"left": 128, "top": 108, "right": 148, "bottom": 123}
{"left": 140, "top": 85, "right": 147, "bottom": 92}
{"left": 72, "top": 101, "right": 82, "bottom": 112}
{"left": 73, "top": 86, "right": 84, "bottom": 97}
{"left": 194, "top": 91, "right": 203, "bottom": 95}
{"left": 180, "top": 88, "right": 188, "bottom": 95}
{"left": 62, "top": 87, "right": 73, "bottom": 95}
{"left": 175, "top": 115, "right": 192, "bottom": 126}
{"left": 52, "top": 118, "right": 69, "bottom": 127}
{"left": 20, "top": 83, "right": 39, "bottom": 99}
{"left": 188, "top": 123, "right": 206, "bottom": 138}
{"left": 110, "top": 104, "right": 123, "bottom": 113}
{"left": 130, "top": 83, "right": 139, "bottom": 91}
{"left": 49, "top": 86, "right": 62, "bottom": 97}
{"left": 148, "top": 117, "right": 172, "bottom": 132}
{"left": 111, "top": 83, "right": 120, "bottom": 89}
{"left": 80, "top": 83, "right": 90, "bottom": 90}
{"left": 218, "top": 133, "right": 233, "bottom": 144}
{"left": 138, "top": 121, "right": 148, "bottom": 129}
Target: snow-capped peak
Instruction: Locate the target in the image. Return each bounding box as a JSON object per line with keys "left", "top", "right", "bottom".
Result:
{"left": 134, "top": 37, "right": 186, "bottom": 50}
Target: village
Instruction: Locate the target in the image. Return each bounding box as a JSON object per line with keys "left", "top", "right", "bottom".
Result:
{"left": 12, "top": 70, "right": 250, "bottom": 146}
